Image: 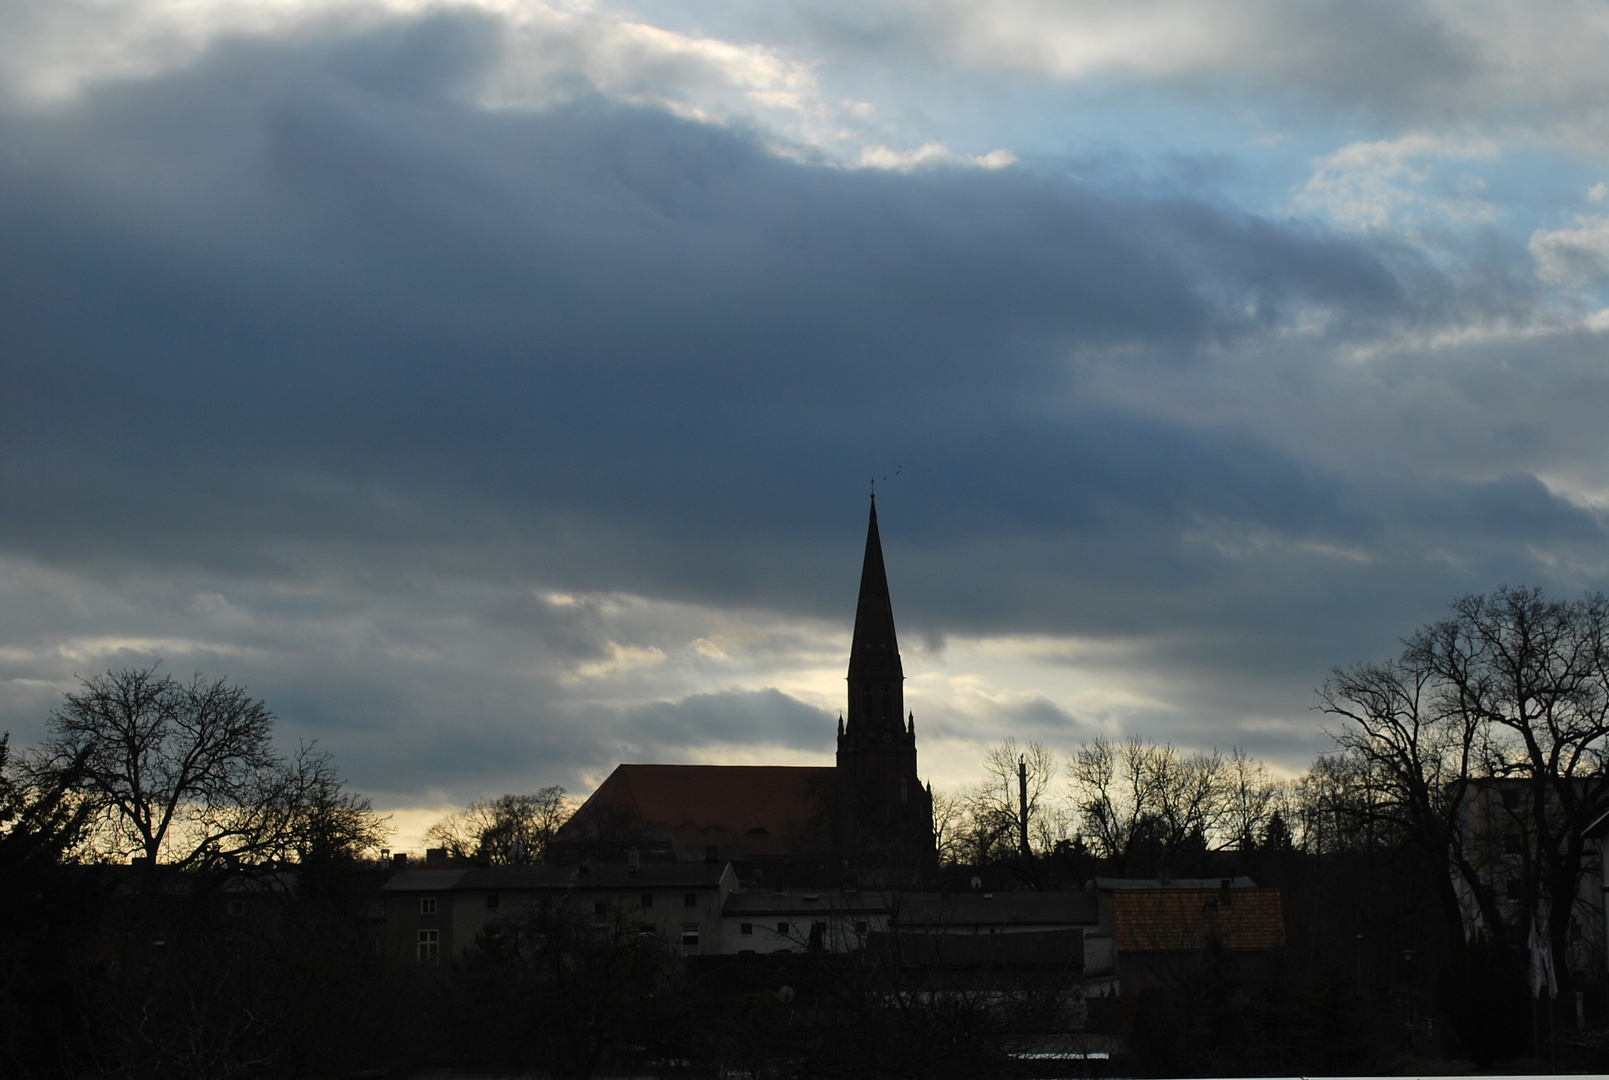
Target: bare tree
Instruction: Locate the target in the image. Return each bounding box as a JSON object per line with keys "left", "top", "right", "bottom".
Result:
{"left": 1317, "top": 649, "right": 1481, "bottom": 935}
{"left": 426, "top": 787, "right": 573, "bottom": 864}
{"left": 46, "top": 666, "right": 385, "bottom": 868}
{"left": 1067, "top": 736, "right": 1227, "bottom": 877}
{"left": 952, "top": 739, "right": 1060, "bottom": 868}
{"left": 1427, "top": 589, "right": 1609, "bottom": 973}
{"left": 1220, "top": 747, "right": 1281, "bottom": 853}
{"left": 929, "top": 786, "right": 966, "bottom": 867}
{"left": 1319, "top": 587, "right": 1609, "bottom": 986}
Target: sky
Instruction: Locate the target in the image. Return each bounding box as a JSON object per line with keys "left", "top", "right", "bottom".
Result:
{"left": 5, "top": 0, "right": 1609, "bottom": 851}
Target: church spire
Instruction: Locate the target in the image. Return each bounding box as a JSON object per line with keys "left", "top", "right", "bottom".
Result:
{"left": 846, "top": 495, "right": 904, "bottom": 734}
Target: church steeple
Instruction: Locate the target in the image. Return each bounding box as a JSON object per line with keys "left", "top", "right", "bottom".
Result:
{"left": 845, "top": 495, "right": 904, "bottom": 735}
{"left": 835, "top": 495, "right": 934, "bottom": 880}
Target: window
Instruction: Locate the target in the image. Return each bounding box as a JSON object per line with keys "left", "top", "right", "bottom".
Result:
{"left": 740, "top": 922, "right": 753, "bottom": 936}
{"left": 226, "top": 899, "right": 246, "bottom": 917}
{"left": 486, "top": 894, "right": 499, "bottom": 910}
{"left": 776, "top": 921, "right": 790, "bottom": 936}
{"left": 641, "top": 893, "right": 654, "bottom": 909}
{"left": 854, "top": 921, "right": 868, "bottom": 935}
{"left": 419, "top": 897, "right": 437, "bottom": 916}
{"left": 1502, "top": 789, "right": 1521, "bottom": 811}
{"left": 638, "top": 923, "right": 656, "bottom": 935}
{"left": 681, "top": 922, "right": 700, "bottom": 956}
{"left": 417, "top": 929, "right": 439, "bottom": 964}
{"left": 684, "top": 892, "right": 698, "bottom": 908}
{"left": 593, "top": 901, "right": 609, "bottom": 925}
{"left": 810, "top": 921, "right": 828, "bottom": 950}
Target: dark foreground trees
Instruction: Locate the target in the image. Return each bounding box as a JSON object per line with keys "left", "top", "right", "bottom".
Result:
{"left": 0, "top": 667, "right": 391, "bottom": 1079}
{"left": 47, "top": 665, "right": 386, "bottom": 868}
{"left": 1319, "top": 586, "right": 1609, "bottom": 998}
{"left": 425, "top": 787, "right": 574, "bottom": 864}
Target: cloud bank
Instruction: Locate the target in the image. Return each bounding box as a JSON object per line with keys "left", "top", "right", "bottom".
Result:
{"left": 2, "top": 0, "right": 1608, "bottom": 846}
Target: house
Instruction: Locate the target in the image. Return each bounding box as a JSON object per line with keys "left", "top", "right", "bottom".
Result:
{"left": 380, "top": 860, "right": 739, "bottom": 963}
{"left": 1455, "top": 778, "right": 1607, "bottom": 984}
{"left": 548, "top": 497, "right": 936, "bottom": 885}
{"left": 1089, "top": 876, "right": 1285, "bottom": 989}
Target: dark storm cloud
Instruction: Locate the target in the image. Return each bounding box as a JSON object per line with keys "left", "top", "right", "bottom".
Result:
{"left": 627, "top": 689, "right": 834, "bottom": 753}
{"left": 3, "top": 10, "right": 1604, "bottom": 795}
{"left": 2, "top": 15, "right": 1407, "bottom": 570}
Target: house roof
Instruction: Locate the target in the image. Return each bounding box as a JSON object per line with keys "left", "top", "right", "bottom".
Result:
{"left": 1113, "top": 888, "right": 1285, "bottom": 951}
{"left": 1092, "top": 876, "right": 1258, "bottom": 891}
{"left": 381, "top": 869, "right": 468, "bottom": 892}
{"left": 553, "top": 763, "right": 834, "bottom": 860}
{"left": 892, "top": 891, "right": 1099, "bottom": 928}
{"left": 382, "top": 862, "right": 733, "bottom": 893}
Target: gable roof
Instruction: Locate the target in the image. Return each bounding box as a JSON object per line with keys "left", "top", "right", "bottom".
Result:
{"left": 554, "top": 763, "right": 834, "bottom": 861}
{"left": 1093, "top": 876, "right": 1258, "bottom": 891}
{"left": 1113, "top": 888, "right": 1285, "bottom": 951}
{"left": 382, "top": 862, "right": 733, "bottom": 893}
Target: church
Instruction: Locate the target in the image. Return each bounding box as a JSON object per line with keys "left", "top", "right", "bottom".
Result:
{"left": 548, "top": 497, "right": 938, "bottom": 886}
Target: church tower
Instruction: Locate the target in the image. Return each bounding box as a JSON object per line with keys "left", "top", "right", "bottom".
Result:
{"left": 835, "top": 496, "right": 935, "bottom": 873}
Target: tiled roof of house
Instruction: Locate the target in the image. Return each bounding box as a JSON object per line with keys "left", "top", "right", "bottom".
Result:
{"left": 1114, "top": 888, "right": 1284, "bottom": 951}
{"left": 1092, "top": 876, "right": 1257, "bottom": 891}
{"left": 553, "top": 763, "right": 834, "bottom": 860}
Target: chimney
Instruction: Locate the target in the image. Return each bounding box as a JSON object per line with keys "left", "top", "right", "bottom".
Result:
{"left": 1220, "top": 878, "right": 1233, "bottom": 909}
{"left": 425, "top": 847, "right": 448, "bottom": 867}
{"left": 393, "top": 852, "right": 408, "bottom": 868}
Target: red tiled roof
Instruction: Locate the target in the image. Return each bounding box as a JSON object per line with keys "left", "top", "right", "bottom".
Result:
{"left": 555, "top": 764, "right": 834, "bottom": 860}
{"left": 1114, "top": 889, "right": 1285, "bottom": 951}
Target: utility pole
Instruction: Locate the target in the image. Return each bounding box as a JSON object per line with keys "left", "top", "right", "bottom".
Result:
{"left": 1019, "top": 755, "right": 1032, "bottom": 862}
